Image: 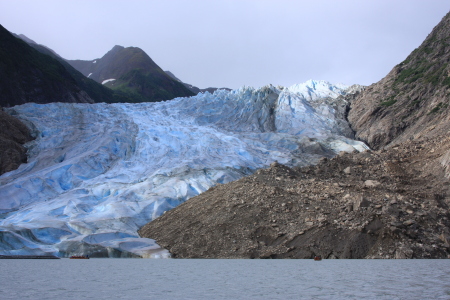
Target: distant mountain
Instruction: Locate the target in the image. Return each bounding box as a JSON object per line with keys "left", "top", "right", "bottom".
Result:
{"left": 14, "top": 33, "right": 61, "bottom": 58}
{"left": 348, "top": 11, "right": 450, "bottom": 149}
{"left": 0, "top": 24, "right": 105, "bottom": 107}
{"left": 68, "top": 46, "right": 194, "bottom": 102}
{"left": 164, "top": 70, "right": 231, "bottom": 94}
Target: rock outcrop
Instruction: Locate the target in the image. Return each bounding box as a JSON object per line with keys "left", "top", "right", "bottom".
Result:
{"left": 0, "top": 108, "right": 33, "bottom": 175}
{"left": 139, "top": 135, "right": 450, "bottom": 258}
{"left": 348, "top": 11, "right": 450, "bottom": 150}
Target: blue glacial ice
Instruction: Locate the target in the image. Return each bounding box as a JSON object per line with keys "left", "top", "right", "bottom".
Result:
{"left": 0, "top": 80, "right": 368, "bottom": 257}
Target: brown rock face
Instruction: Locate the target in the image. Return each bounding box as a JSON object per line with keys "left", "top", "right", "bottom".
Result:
{"left": 139, "top": 135, "right": 450, "bottom": 259}
{"left": 0, "top": 108, "right": 33, "bottom": 175}
{"left": 348, "top": 11, "right": 450, "bottom": 150}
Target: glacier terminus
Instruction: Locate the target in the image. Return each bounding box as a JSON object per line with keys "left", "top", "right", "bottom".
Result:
{"left": 0, "top": 80, "right": 368, "bottom": 257}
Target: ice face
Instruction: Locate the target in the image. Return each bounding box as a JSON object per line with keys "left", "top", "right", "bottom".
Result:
{"left": 0, "top": 81, "right": 368, "bottom": 257}
{"left": 287, "top": 79, "right": 349, "bottom": 101}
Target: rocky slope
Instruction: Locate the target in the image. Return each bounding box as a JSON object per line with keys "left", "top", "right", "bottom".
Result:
{"left": 139, "top": 12, "right": 450, "bottom": 259}
{"left": 68, "top": 46, "right": 194, "bottom": 102}
{"left": 0, "top": 108, "right": 33, "bottom": 175}
{"left": 139, "top": 134, "right": 450, "bottom": 258}
{"left": 348, "top": 11, "right": 450, "bottom": 150}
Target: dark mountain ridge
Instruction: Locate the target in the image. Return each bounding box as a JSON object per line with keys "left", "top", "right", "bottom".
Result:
{"left": 14, "top": 33, "right": 61, "bottom": 58}
{"left": 0, "top": 24, "right": 101, "bottom": 107}
{"left": 164, "top": 70, "right": 231, "bottom": 94}
{"left": 23, "top": 40, "right": 118, "bottom": 104}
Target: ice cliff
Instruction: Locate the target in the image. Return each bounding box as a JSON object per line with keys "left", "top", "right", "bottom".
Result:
{"left": 0, "top": 80, "right": 368, "bottom": 257}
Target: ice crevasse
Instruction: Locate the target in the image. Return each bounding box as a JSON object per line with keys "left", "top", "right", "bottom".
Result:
{"left": 0, "top": 80, "right": 368, "bottom": 257}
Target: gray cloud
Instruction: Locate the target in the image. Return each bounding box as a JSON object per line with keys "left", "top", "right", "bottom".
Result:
{"left": 1, "top": 0, "right": 448, "bottom": 89}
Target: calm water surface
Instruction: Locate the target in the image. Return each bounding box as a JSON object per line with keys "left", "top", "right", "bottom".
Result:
{"left": 1, "top": 259, "right": 449, "bottom": 299}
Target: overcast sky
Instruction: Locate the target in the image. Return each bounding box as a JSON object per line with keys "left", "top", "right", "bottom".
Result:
{"left": 1, "top": 0, "right": 449, "bottom": 89}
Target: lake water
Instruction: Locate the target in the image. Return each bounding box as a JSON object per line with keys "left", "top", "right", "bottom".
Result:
{"left": 1, "top": 259, "right": 449, "bottom": 299}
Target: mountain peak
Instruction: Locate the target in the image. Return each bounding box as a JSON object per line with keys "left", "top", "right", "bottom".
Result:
{"left": 104, "top": 45, "right": 125, "bottom": 56}
{"left": 67, "top": 44, "right": 194, "bottom": 102}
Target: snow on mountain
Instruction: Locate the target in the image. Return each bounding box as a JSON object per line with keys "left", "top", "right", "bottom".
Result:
{"left": 0, "top": 81, "right": 368, "bottom": 258}
{"left": 101, "top": 78, "right": 116, "bottom": 85}
{"left": 287, "top": 79, "right": 349, "bottom": 101}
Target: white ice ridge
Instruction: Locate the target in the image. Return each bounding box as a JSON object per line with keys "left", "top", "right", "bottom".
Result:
{"left": 287, "top": 79, "right": 349, "bottom": 101}
{"left": 0, "top": 80, "right": 368, "bottom": 258}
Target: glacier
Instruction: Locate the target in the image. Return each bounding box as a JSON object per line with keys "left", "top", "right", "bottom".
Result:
{"left": 0, "top": 80, "right": 368, "bottom": 258}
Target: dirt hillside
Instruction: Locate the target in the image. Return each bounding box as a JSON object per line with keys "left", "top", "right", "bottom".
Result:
{"left": 140, "top": 135, "right": 450, "bottom": 258}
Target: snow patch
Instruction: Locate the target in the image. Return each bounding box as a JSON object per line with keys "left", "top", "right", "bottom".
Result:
{"left": 102, "top": 79, "right": 116, "bottom": 85}
{"left": 87, "top": 73, "right": 93, "bottom": 78}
